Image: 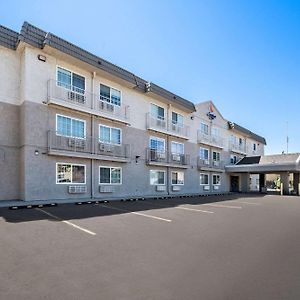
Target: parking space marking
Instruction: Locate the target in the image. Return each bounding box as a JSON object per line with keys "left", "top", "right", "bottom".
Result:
{"left": 35, "top": 208, "right": 97, "bottom": 236}
{"left": 100, "top": 205, "right": 172, "bottom": 223}
{"left": 140, "top": 201, "right": 214, "bottom": 214}
{"left": 232, "top": 201, "right": 261, "bottom": 206}
{"left": 202, "top": 203, "right": 242, "bottom": 209}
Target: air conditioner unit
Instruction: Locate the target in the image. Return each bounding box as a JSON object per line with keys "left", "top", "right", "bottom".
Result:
{"left": 203, "top": 185, "right": 210, "bottom": 191}
{"left": 156, "top": 185, "right": 166, "bottom": 192}
{"left": 67, "top": 91, "right": 85, "bottom": 104}
{"left": 99, "top": 186, "right": 115, "bottom": 193}
{"left": 99, "top": 143, "right": 114, "bottom": 152}
{"left": 204, "top": 159, "right": 210, "bottom": 165}
{"left": 156, "top": 152, "right": 166, "bottom": 160}
{"left": 172, "top": 154, "right": 181, "bottom": 162}
{"left": 68, "top": 186, "right": 87, "bottom": 194}
{"left": 213, "top": 185, "right": 219, "bottom": 190}
{"left": 68, "top": 138, "right": 86, "bottom": 148}
{"left": 213, "top": 160, "right": 220, "bottom": 167}
{"left": 172, "top": 185, "right": 181, "bottom": 191}
{"left": 106, "top": 103, "right": 114, "bottom": 112}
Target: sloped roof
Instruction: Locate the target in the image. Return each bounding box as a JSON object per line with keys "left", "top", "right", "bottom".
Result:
{"left": 0, "top": 21, "right": 196, "bottom": 113}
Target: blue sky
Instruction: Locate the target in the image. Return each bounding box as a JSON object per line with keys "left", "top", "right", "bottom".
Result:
{"left": 1, "top": 0, "right": 299, "bottom": 154}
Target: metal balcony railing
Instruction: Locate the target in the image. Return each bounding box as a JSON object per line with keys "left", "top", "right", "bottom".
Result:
{"left": 47, "top": 80, "right": 130, "bottom": 123}
{"left": 229, "top": 142, "right": 247, "bottom": 154}
{"left": 197, "top": 158, "right": 225, "bottom": 170}
{"left": 146, "top": 148, "right": 190, "bottom": 166}
{"left": 47, "top": 131, "right": 130, "bottom": 159}
{"left": 197, "top": 131, "right": 224, "bottom": 148}
{"left": 146, "top": 113, "right": 189, "bottom": 138}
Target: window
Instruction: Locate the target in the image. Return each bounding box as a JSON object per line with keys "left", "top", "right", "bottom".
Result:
{"left": 150, "top": 170, "right": 165, "bottom": 185}
{"left": 172, "top": 171, "right": 184, "bottom": 185}
{"left": 200, "top": 123, "right": 209, "bottom": 135}
{"left": 172, "top": 112, "right": 184, "bottom": 126}
{"left": 99, "top": 167, "right": 122, "bottom": 184}
{"left": 100, "top": 84, "right": 121, "bottom": 106}
{"left": 150, "top": 136, "right": 165, "bottom": 151}
{"left": 253, "top": 143, "right": 257, "bottom": 151}
{"left": 56, "top": 115, "right": 85, "bottom": 139}
{"left": 199, "top": 147, "right": 209, "bottom": 160}
{"left": 99, "top": 125, "right": 121, "bottom": 145}
{"left": 151, "top": 104, "right": 165, "bottom": 120}
{"left": 212, "top": 151, "right": 220, "bottom": 161}
{"left": 212, "top": 127, "right": 220, "bottom": 137}
{"left": 200, "top": 173, "right": 209, "bottom": 185}
{"left": 57, "top": 67, "right": 85, "bottom": 94}
{"left": 171, "top": 142, "right": 184, "bottom": 154}
{"left": 230, "top": 154, "right": 238, "bottom": 164}
{"left": 56, "top": 163, "right": 86, "bottom": 184}
{"left": 239, "top": 138, "right": 245, "bottom": 146}
{"left": 213, "top": 174, "right": 221, "bottom": 185}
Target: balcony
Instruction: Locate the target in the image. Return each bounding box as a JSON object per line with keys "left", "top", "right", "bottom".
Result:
{"left": 197, "top": 131, "right": 224, "bottom": 148}
{"left": 146, "top": 149, "right": 190, "bottom": 168}
{"left": 197, "top": 158, "right": 225, "bottom": 172}
{"left": 47, "top": 80, "right": 130, "bottom": 124}
{"left": 229, "top": 142, "right": 247, "bottom": 155}
{"left": 47, "top": 131, "right": 130, "bottom": 162}
{"left": 146, "top": 113, "right": 190, "bottom": 139}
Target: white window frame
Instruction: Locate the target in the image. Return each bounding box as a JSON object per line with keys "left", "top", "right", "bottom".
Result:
{"left": 200, "top": 173, "right": 209, "bottom": 185}
{"left": 200, "top": 122, "right": 209, "bottom": 135}
{"left": 99, "top": 124, "right": 122, "bottom": 145}
{"left": 150, "top": 170, "right": 166, "bottom": 186}
{"left": 171, "top": 141, "right": 184, "bottom": 154}
{"left": 212, "top": 151, "right": 221, "bottom": 161}
{"left": 56, "top": 114, "right": 86, "bottom": 139}
{"left": 199, "top": 147, "right": 210, "bottom": 160}
{"left": 56, "top": 66, "right": 86, "bottom": 93}
{"left": 99, "top": 82, "right": 122, "bottom": 107}
{"left": 56, "top": 163, "right": 86, "bottom": 185}
{"left": 171, "top": 111, "right": 184, "bottom": 126}
{"left": 212, "top": 174, "right": 221, "bottom": 185}
{"left": 150, "top": 103, "right": 165, "bottom": 120}
{"left": 171, "top": 171, "right": 184, "bottom": 185}
{"left": 149, "top": 136, "right": 166, "bottom": 151}
{"left": 99, "top": 166, "right": 122, "bottom": 185}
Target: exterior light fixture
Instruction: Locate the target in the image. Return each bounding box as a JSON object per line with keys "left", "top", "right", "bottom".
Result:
{"left": 135, "top": 155, "right": 140, "bottom": 164}
{"left": 37, "top": 54, "right": 46, "bottom": 62}
{"left": 34, "top": 150, "right": 39, "bottom": 156}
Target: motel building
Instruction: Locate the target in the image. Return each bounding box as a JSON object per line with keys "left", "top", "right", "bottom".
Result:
{"left": 0, "top": 22, "right": 299, "bottom": 203}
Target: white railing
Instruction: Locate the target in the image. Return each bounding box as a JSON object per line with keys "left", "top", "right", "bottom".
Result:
{"left": 197, "top": 158, "right": 224, "bottom": 170}
{"left": 146, "top": 113, "right": 189, "bottom": 138}
{"left": 229, "top": 142, "right": 247, "bottom": 154}
{"left": 197, "top": 131, "right": 224, "bottom": 148}
{"left": 47, "top": 80, "right": 130, "bottom": 122}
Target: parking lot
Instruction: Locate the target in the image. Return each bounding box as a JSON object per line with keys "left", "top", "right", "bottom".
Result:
{"left": 1, "top": 194, "right": 300, "bottom": 300}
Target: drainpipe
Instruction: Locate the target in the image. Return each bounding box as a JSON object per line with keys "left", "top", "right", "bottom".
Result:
{"left": 91, "top": 71, "right": 96, "bottom": 199}
{"left": 166, "top": 104, "right": 171, "bottom": 196}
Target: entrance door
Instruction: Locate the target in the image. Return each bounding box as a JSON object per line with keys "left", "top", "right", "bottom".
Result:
{"left": 230, "top": 176, "right": 239, "bottom": 192}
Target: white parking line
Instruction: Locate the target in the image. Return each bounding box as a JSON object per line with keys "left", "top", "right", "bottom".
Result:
{"left": 140, "top": 201, "right": 214, "bottom": 214}
{"left": 35, "top": 208, "right": 97, "bottom": 236}
{"left": 100, "top": 205, "right": 172, "bottom": 223}
{"left": 232, "top": 201, "right": 261, "bottom": 206}
{"left": 202, "top": 203, "right": 242, "bottom": 209}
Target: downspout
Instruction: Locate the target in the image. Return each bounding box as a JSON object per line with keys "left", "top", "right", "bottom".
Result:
{"left": 166, "top": 104, "right": 171, "bottom": 196}
{"left": 91, "top": 71, "right": 96, "bottom": 199}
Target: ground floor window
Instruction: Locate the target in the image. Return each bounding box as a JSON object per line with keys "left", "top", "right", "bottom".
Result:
{"left": 171, "top": 171, "right": 184, "bottom": 185}
{"left": 99, "top": 167, "right": 122, "bottom": 184}
{"left": 56, "top": 163, "right": 86, "bottom": 184}
{"left": 213, "top": 174, "right": 221, "bottom": 185}
{"left": 200, "top": 173, "right": 209, "bottom": 185}
{"left": 150, "top": 170, "right": 165, "bottom": 185}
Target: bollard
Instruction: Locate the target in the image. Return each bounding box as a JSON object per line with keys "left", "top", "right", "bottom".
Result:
{"left": 280, "top": 183, "right": 283, "bottom": 196}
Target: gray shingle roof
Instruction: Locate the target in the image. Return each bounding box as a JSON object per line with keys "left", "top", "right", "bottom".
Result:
{"left": 0, "top": 21, "right": 196, "bottom": 112}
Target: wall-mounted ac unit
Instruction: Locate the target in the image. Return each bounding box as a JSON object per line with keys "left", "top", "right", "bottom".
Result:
{"left": 213, "top": 161, "right": 220, "bottom": 167}
{"left": 172, "top": 185, "right": 181, "bottom": 191}
{"left": 68, "top": 91, "right": 85, "bottom": 104}
{"left": 172, "top": 154, "right": 181, "bottom": 162}
{"left": 204, "top": 159, "right": 210, "bottom": 165}
{"left": 156, "top": 185, "right": 166, "bottom": 192}
{"left": 68, "top": 186, "right": 87, "bottom": 194}
{"left": 203, "top": 185, "right": 210, "bottom": 191}
{"left": 156, "top": 152, "right": 166, "bottom": 160}
{"left": 68, "top": 138, "right": 86, "bottom": 148}
{"left": 99, "top": 186, "right": 115, "bottom": 193}
{"left": 213, "top": 185, "right": 219, "bottom": 190}
{"left": 99, "top": 143, "right": 114, "bottom": 152}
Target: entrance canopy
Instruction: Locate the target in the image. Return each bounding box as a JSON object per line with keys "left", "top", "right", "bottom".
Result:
{"left": 225, "top": 153, "right": 300, "bottom": 173}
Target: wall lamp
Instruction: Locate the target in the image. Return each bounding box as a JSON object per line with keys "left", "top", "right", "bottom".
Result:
{"left": 135, "top": 155, "right": 140, "bottom": 164}
{"left": 37, "top": 54, "right": 46, "bottom": 62}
